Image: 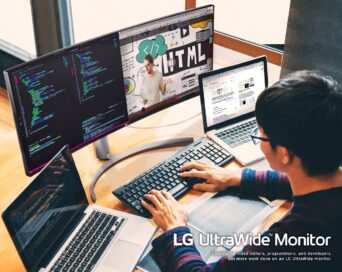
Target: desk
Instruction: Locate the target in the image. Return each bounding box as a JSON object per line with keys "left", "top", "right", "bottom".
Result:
{"left": 0, "top": 96, "right": 291, "bottom": 271}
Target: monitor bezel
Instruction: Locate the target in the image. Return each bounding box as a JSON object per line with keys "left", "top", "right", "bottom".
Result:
{"left": 198, "top": 56, "right": 268, "bottom": 133}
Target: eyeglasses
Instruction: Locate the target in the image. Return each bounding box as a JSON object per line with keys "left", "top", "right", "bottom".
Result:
{"left": 250, "top": 127, "right": 270, "bottom": 145}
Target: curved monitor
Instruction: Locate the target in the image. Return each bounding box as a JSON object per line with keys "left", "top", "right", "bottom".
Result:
{"left": 120, "top": 5, "right": 214, "bottom": 122}
{"left": 4, "top": 5, "right": 214, "bottom": 176}
{"left": 4, "top": 32, "right": 128, "bottom": 175}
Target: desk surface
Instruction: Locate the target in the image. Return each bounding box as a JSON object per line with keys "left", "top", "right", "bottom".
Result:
{"left": 0, "top": 95, "right": 291, "bottom": 271}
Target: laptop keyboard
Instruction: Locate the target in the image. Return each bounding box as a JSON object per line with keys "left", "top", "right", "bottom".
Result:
{"left": 215, "top": 119, "right": 257, "bottom": 147}
{"left": 50, "top": 211, "right": 125, "bottom": 272}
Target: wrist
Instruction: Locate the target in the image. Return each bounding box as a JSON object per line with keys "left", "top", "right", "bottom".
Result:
{"left": 230, "top": 176, "right": 242, "bottom": 187}
{"left": 225, "top": 171, "right": 242, "bottom": 188}
{"left": 164, "top": 223, "right": 187, "bottom": 232}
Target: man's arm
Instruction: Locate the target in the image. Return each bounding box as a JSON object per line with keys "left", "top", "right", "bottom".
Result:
{"left": 240, "top": 168, "right": 292, "bottom": 200}
{"left": 138, "top": 76, "right": 148, "bottom": 104}
{"left": 159, "top": 73, "right": 165, "bottom": 95}
{"left": 179, "top": 162, "right": 292, "bottom": 200}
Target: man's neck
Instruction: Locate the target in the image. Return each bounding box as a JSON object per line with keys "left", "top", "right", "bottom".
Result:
{"left": 287, "top": 167, "right": 342, "bottom": 196}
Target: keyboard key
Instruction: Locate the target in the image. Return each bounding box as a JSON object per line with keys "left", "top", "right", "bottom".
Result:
{"left": 214, "top": 157, "right": 224, "bottom": 164}
{"left": 167, "top": 182, "right": 186, "bottom": 195}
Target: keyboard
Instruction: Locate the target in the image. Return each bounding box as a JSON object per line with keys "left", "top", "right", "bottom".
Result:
{"left": 215, "top": 119, "right": 257, "bottom": 147}
{"left": 50, "top": 211, "right": 125, "bottom": 272}
{"left": 113, "top": 138, "right": 233, "bottom": 217}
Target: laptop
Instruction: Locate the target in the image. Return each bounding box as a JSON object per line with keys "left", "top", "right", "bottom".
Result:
{"left": 2, "top": 146, "right": 156, "bottom": 272}
{"left": 199, "top": 56, "right": 268, "bottom": 166}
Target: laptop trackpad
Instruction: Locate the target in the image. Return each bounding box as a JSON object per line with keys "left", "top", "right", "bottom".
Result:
{"left": 102, "top": 240, "right": 142, "bottom": 271}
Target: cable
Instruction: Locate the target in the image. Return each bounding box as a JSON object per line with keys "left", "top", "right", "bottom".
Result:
{"left": 127, "top": 112, "right": 202, "bottom": 129}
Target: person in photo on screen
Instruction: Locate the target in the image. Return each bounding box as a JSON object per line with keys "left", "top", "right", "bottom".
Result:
{"left": 139, "top": 54, "right": 165, "bottom": 108}
{"left": 141, "top": 70, "right": 342, "bottom": 271}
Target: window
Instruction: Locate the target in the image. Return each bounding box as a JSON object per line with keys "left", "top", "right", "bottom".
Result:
{"left": 71, "top": 0, "right": 185, "bottom": 43}
{"left": 0, "top": 1, "right": 36, "bottom": 56}
{"left": 197, "top": 0, "right": 290, "bottom": 51}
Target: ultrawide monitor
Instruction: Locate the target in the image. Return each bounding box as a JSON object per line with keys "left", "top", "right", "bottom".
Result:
{"left": 4, "top": 5, "right": 214, "bottom": 176}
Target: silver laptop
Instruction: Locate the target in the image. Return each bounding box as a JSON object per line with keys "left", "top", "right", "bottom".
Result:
{"left": 199, "top": 56, "right": 268, "bottom": 166}
{"left": 2, "top": 146, "right": 156, "bottom": 272}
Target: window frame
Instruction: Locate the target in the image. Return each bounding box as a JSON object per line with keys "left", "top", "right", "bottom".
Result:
{"left": 185, "top": 0, "right": 283, "bottom": 66}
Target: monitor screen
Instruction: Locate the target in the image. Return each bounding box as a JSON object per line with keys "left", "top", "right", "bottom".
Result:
{"left": 200, "top": 57, "right": 267, "bottom": 130}
{"left": 1, "top": 146, "right": 88, "bottom": 272}
{"left": 5, "top": 32, "right": 128, "bottom": 175}
{"left": 119, "top": 5, "right": 214, "bottom": 121}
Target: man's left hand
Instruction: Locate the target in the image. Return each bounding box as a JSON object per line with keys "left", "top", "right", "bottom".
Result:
{"left": 141, "top": 190, "right": 187, "bottom": 232}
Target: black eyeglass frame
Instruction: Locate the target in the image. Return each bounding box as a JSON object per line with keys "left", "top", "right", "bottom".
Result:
{"left": 250, "top": 127, "right": 270, "bottom": 145}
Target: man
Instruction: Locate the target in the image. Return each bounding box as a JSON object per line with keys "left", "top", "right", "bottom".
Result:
{"left": 141, "top": 70, "right": 342, "bottom": 271}
{"left": 139, "top": 54, "right": 164, "bottom": 107}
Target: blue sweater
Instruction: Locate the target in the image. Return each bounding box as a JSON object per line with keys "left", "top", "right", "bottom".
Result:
{"left": 151, "top": 169, "right": 341, "bottom": 271}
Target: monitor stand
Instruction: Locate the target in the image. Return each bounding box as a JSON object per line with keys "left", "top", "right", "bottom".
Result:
{"left": 90, "top": 136, "right": 194, "bottom": 202}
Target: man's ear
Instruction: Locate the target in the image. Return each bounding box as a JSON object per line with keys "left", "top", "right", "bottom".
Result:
{"left": 277, "top": 146, "right": 292, "bottom": 165}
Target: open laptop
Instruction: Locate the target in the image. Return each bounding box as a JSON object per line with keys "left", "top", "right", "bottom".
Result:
{"left": 2, "top": 146, "right": 156, "bottom": 272}
{"left": 199, "top": 56, "right": 268, "bottom": 166}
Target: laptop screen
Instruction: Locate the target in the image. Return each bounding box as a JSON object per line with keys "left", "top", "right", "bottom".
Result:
{"left": 200, "top": 57, "right": 267, "bottom": 131}
{"left": 2, "top": 146, "right": 88, "bottom": 272}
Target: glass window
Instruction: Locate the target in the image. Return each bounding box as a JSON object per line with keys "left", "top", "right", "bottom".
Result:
{"left": 0, "top": 1, "right": 36, "bottom": 56}
{"left": 71, "top": 0, "right": 185, "bottom": 43}
{"left": 197, "top": 0, "right": 290, "bottom": 50}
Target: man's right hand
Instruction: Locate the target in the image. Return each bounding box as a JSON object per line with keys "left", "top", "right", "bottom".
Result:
{"left": 179, "top": 161, "right": 242, "bottom": 192}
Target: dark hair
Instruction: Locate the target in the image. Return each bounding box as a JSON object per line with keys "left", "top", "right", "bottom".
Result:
{"left": 144, "top": 54, "right": 154, "bottom": 64}
{"left": 255, "top": 70, "right": 342, "bottom": 176}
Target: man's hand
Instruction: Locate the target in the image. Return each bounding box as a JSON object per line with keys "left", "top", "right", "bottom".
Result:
{"left": 141, "top": 190, "right": 187, "bottom": 232}
{"left": 179, "top": 160, "right": 242, "bottom": 192}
